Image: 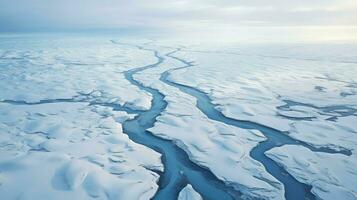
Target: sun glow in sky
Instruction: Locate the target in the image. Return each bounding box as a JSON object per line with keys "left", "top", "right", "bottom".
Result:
{"left": 1, "top": 0, "right": 357, "bottom": 43}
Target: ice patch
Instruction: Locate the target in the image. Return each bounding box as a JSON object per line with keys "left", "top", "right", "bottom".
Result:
{"left": 267, "top": 145, "right": 357, "bottom": 200}
{"left": 178, "top": 184, "right": 202, "bottom": 200}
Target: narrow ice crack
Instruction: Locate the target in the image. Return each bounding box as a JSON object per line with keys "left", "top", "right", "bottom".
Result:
{"left": 278, "top": 99, "right": 357, "bottom": 120}
{"left": 0, "top": 91, "right": 139, "bottom": 115}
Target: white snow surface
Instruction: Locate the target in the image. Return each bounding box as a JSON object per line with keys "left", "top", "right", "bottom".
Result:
{"left": 165, "top": 43, "right": 357, "bottom": 200}
{"left": 266, "top": 145, "right": 357, "bottom": 200}
{"left": 1, "top": 35, "right": 357, "bottom": 200}
{"left": 0, "top": 36, "right": 154, "bottom": 110}
{"left": 0, "top": 36, "right": 162, "bottom": 200}
{"left": 0, "top": 102, "right": 162, "bottom": 200}
{"left": 168, "top": 44, "right": 357, "bottom": 151}
{"left": 134, "top": 46, "right": 285, "bottom": 200}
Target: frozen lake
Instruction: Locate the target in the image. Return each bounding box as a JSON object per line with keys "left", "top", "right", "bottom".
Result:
{"left": 0, "top": 34, "right": 356, "bottom": 200}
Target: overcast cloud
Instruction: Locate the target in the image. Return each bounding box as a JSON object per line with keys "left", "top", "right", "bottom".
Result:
{"left": 1, "top": 0, "right": 356, "bottom": 42}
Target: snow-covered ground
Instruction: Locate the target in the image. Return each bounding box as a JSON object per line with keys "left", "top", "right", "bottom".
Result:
{"left": 167, "top": 44, "right": 357, "bottom": 199}
{"left": 266, "top": 145, "right": 357, "bottom": 200}
{"left": 0, "top": 36, "right": 162, "bottom": 200}
{"left": 0, "top": 36, "right": 154, "bottom": 110}
{"left": 169, "top": 45, "right": 357, "bottom": 137}
{"left": 134, "top": 47, "right": 285, "bottom": 199}
{"left": 0, "top": 102, "right": 162, "bottom": 199}
{"left": 178, "top": 184, "right": 202, "bottom": 200}
{"left": 1, "top": 35, "right": 356, "bottom": 200}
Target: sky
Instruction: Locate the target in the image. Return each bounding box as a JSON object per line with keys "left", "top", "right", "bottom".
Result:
{"left": 0, "top": 0, "right": 357, "bottom": 43}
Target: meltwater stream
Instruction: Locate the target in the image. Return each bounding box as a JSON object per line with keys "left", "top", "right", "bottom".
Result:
{"left": 111, "top": 42, "right": 241, "bottom": 200}
{"left": 162, "top": 50, "right": 352, "bottom": 200}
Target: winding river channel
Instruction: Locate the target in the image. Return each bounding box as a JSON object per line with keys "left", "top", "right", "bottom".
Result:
{"left": 112, "top": 41, "right": 351, "bottom": 200}
{"left": 115, "top": 44, "right": 240, "bottom": 200}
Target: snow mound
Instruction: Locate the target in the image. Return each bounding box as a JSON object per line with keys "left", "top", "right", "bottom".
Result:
{"left": 0, "top": 101, "right": 162, "bottom": 199}
{"left": 178, "top": 184, "right": 202, "bottom": 200}
{"left": 266, "top": 145, "right": 357, "bottom": 200}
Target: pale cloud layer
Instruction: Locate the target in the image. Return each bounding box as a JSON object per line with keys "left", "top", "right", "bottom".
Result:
{"left": 1, "top": 0, "right": 357, "bottom": 42}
